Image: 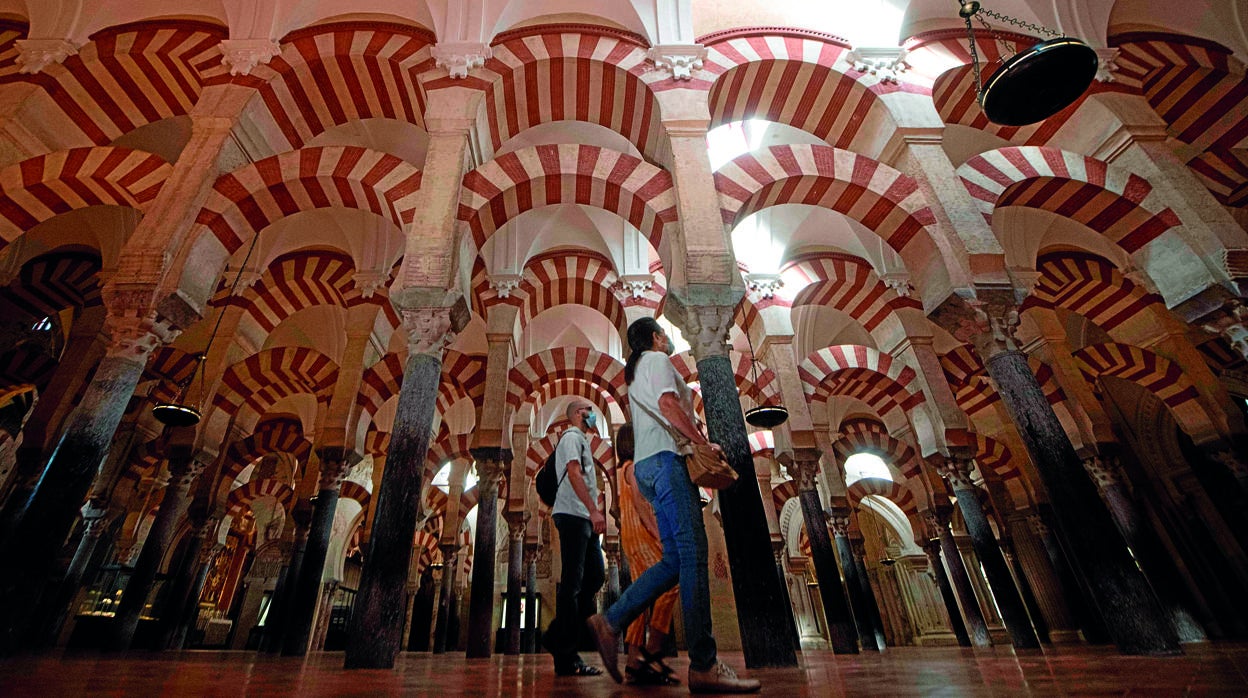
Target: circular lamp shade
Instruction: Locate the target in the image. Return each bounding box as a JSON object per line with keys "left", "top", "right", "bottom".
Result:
{"left": 980, "top": 38, "right": 1098, "bottom": 126}
{"left": 152, "top": 402, "right": 202, "bottom": 427}
{"left": 745, "top": 404, "right": 789, "bottom": 429}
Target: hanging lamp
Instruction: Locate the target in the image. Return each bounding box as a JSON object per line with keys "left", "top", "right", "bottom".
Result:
{"left": 956, "top": 1, "right": 1098, "bottom": 127}
{"left": 742, "top": 332, "right": 789, "bottom": 429}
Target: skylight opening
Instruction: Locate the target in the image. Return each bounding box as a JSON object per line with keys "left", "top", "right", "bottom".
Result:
{"left": 431, "top": 461, "right": 478, "bottom": 494}
{"left": 844, "top": 452, "right": 892, "bottom": 486}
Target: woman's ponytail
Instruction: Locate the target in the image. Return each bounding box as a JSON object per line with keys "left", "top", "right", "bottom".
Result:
{"left": 624, "top": 317, "right": 663, "bottom": 385}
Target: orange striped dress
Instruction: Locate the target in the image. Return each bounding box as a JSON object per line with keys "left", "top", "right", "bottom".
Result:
{"left": 618, "top": 459, "right": 678, "bottom": 647}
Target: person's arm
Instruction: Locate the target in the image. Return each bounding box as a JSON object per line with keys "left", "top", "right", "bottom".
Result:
{"left": 565, "top": 453, "right": 605, "bottom": 533}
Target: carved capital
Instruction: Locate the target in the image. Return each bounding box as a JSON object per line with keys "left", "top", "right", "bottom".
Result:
{"left": 1081, "top": 453, "right": 1124, "bottom": 491}
{"left": 615, "top": 274, "right": 654, "bottom": 301}
{"left": 522, "top": 544, "right": 540, "bottom": 567}
{"left": 788, "top": 450, "right": 821, "bottom": 491}
{"left": 932, "top": 289, "right": 1027, "bottom": 360}
{"left": 1200, "top": 300, "right": 1248, "bottom": 361}
{"left": 826, "top": 508, "right": 851, "bottom": 537}
{"left": 1094, "top": 48, "right": 1120, "bottom": 83}
{"left": 431, "top": 42, "right": 491, "bottom": 79}
{"left": 922, "top": 506, "right": 952, "bottom": 539}
{"left": 219, "top": 39, "right": 282, "bottom": 76}
{"left": 488, "top": 273, "right": 523, "bottom": 299}
{"left": 679, "top": 303, "right": 735, "bottom": 361}
{"left": 16, "top": 39, "right": 79, "bottom": 74}
{"left": 745, "top": 272, "right": 783, "bottom": 299}
{"left": 102, "top": 310, "right": 179, "bottom": 362}
{"left": 647, "top": 44, "right": 707, "bottom": 81}
{"left": 937, "top": 456, "right": 976, "bottom": 492}
{"left": 1026, "top": 513, "right": 1050, "bottom": 538}
{"left": 316, "top": 447, "right": 360, "bottom": 491}
{"left": 231, "top": 269, "right": 263, "bottom": 295}
{"left": 80, "top": 498, "right": 111, "bottom": 538}
{"left": 397, "top": 297, "right": 469, "bottom": 357}
{"left": 881, "top": 272, "right": 914, "bottom": 297}
{"left": 846, "top": 46, "right": 909, "bottom": 85}
{"left": 471, "top": 447, "right": 512, "bottom": 484}
{"left": 352, "top": 269, "right": 391, "bottom": 299}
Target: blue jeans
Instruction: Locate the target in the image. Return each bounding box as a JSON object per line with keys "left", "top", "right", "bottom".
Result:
{"left": 605, "top": 451, "right": 717, "bottom": 671}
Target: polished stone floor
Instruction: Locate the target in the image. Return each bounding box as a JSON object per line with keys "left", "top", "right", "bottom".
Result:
{"left": 2, "top": 644, "right": 1247, "bottom": 696}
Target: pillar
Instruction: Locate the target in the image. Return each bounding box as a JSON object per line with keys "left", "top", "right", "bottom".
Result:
{"left": 770, "top": 539, "right": 801, "bottom": 649}
{"left": 828, "top": 508, "right": 879, "bottom": 651}
{"left": 1000, "top": 537, "right": 1051, "bottom": 644}
{"left": 939, "top": 456, "right": 1040, "bottom": 649}
{"left": 669, "top": 291, "right": 798, "bottom": 667}
{"left": 282, "top": 447, "right": 356, "bottom": 655}
{"left": 923, "top": 538, "right": 971, "bottom": 646}
{"left": 931, "top": 511, "right": 992, "bottom": 646}
{"left": 788, "top": 452, "right": 857, "bottom": 653}
{"left": 850, "top": 538, "right": 888, "bottom": 650}
{"left": 1030, "top": 508, "right": 1110, "bottom": 643}
{"left": 344, "top": 298, "right": 467, "bottom": 669}
{"left": 433, "top": 543, "right": 460, "bottom": 654}
{"left": 503, "top": 512, "right": 525, "bottom": 655}
{"left": 264, "top": 502, "right": 312, "bottom": 653}
{"left": 110, "top": 438, "right": 207, "bottom": 649}
{"left": 523, "top": 544, "right": 538, "bottom": 654}
{"left": 465, "top": 450, "right": 507, "bottom": 658}
{"left": 159, "top": 516, "right": 219, "bottom": 650}
{"left": 39, "top": 498, "right": 111, "bottom": 646}
{"left": 0, "top": 311, "right": 177, "bottom": 651}
{"left": 935, "top": 297, "right": 1179, "bottom": 654}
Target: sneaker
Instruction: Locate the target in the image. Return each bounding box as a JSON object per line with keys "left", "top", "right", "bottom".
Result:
{"left": 688, "top": 661, "right": 761, "bottom": 694}
{"left": 585, "top": 614, "right": 622, "bottom": 683}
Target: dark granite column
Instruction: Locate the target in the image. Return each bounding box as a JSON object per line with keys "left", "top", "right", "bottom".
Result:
{"left": 671, "top": 292, "right": 797, "bottom": 667}
{"left": 770, "top": 539, "right": 801, "bottom": 649}
{"left": 111, "top": 438, "right": 207, "bottom": 649}
{"left": 155, "top": 513, "right": 214, "bottom": 650}
{"left": 850, "top": 538, "right": 888, "bottom": 650}
{"left": 433, "top": 543, "right": 460, "bottom": 654}
{"left": 937, "top": 297, "right": 1178, "bottom": 655}
{"left": 40, "top": 498, "right": 111, "bottom": 646}
{"left": 923, "top": 538, "right": 971, "bottom": 646}
{"left": 0, "top": 313, "right": 176, "bottom": 652}
{"left": 939, "top": 456, "right": 1039, "bottom": 649}
{"left": 265, "top": 503, "right": 312, "bottom": 653}
{"left": 345, "top": 299, "right": 466, "bottom": 669}
{"left": 502, "top": 512, "right": 525, "bottom": 655}
{"left": 408, "top": 568, "right": 437, "bottom": 651}
{"left": 1029, "top": 509, "right": 1109, "bottom": 643}
{"left": 523, "top": 544, "right": 538, "bottom": 654}
{"left": 935, "top": 518, "right": 992, "bottom": 646}
{"left": 465, "top": 451, "right": 508, "bottom": 658}
{"left": 283, "top": 447, "right": 356, "bottom": 656}
{"left": 828, "top": 509, "right": 879, "bottom": 651}
{"left": 1001, "top": 537, "right": 1051, "bottom": 643}
{"left": 165, "top": 534, "right": 220, "bottom": 650}
{"left": 788, "top": 453, "right": 857, "bottom": 654}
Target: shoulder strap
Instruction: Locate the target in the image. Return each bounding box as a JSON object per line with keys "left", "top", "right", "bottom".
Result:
{"left": 634, "top": 396, "right": 691, "bottom": 451}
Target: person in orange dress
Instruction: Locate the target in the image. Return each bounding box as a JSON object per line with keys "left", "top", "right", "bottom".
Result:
{"left": 615, "top": 423, "right": 679, "bottom": 686}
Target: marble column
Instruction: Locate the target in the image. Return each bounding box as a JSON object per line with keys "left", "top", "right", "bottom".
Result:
{"left": 523, "top": 544, "right": 538, "bottom": 654}
{"left": 828, "top": 509, "right": 879, "bottom": 651}
{"left": 849, "top": 538, "right": 888, "bottom": 650}
{"left": 40, "top": 498, "right": 111, "bottom": 646}
{"left": 0, "top": 312, "right": 176, "bottom": 652}
{"left": 283, "top": 447, "right": 356, "bottom": 656}
{"left": 433, "top": 543, "right": 461, "bottom": 654}
{"left": 931, "top": 512, "right": 992, "bottom": 646}
{"left": 345, "top": 299, "right": 467, "bottom": 669}
{"left": 155, "top": 513, "right": 214, "bottom": 650}
{"left": 603, "top": 539, "right": 622, "bottom": 609}
{"left": 923, "top": 538, "right": 971, "bottom": 646}
{"left": 465, "top": 450, "right": 507, "bottom": 658}
{"left": 939, "top": 457, "right": 1039, "bottom": 649}
{"left": 770, "top": 539, "right": 801, "bottom": 649}
{"left": 935, "top": 299, "right": 1178, "bottom": 655}
{"left": 265, "top": 503, "right": 312, "bottom": 653}
{"left": 161, "top": 518, "right": 220, "bottom": 650}
{"left": 1030, "top": 508, "right": 1110, "bottom": 643}
{"left": 1083, "top": 451, "right": 1205, "bottom": 641}
{"left": 111, "top": 439, "right": 207, "bottom": 649}
{"left": 1000, "top": 537, "right": 1051, "bottom": 644}
{"left": 671, "top": 293, "right": 797, "bottom": 667}
{"left": 502, "top": 511, "right": 525, "bottom": 655}
{"left": 788, "top": 453, "right": 857, "bottom": 654}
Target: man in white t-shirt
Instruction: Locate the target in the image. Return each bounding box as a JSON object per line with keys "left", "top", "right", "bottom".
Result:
{"left": 542, "top": 400, "right": 606, "bottom": 677}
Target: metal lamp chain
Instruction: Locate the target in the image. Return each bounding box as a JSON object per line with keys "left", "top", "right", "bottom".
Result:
{"left": 977, "top": 8, "right": 1062, "bottom": 38}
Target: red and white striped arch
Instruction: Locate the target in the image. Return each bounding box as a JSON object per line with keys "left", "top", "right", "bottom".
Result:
{"left": 339, "top": 480, "right": 370, "bottom": 510}
{"left": 480, "top": 250, "right": 628, "bottom": 334}
{"left": 1023, "top": 252, "right": 1166, "bottom": 334}
{"left": 801, "top": 345, "right": 925, "bottom": 419}
{"left": 143, "top": 346, "right": 200, "bottom": 404}
{"left": 507, "top": 346, "right": 626, "bottom": 410}
{"left": 356, "top": 352, "right": 405, "bottom": 421}
{"left": 0, "top": 23, "right": 23, "bottom": 80}
{"left": 771, "top": 478, "right": 800, "bottom": 514}
{"left": 668, "top": 350, "right": 782, "bottom": 406}
{"left": 213, "top": 346, "right": 338, "bottom": 417}
{"left": 701, "top": 29, "right": 899, "bottom": 152}
{"left": 525, "top": 430, "right": 615, "bottom": 478}
{"left": 226, "top": 478, "right": 296, "bottom": 520}
{"left": 0, "top": 147, "right": 171, "bottom": 242}
{"left": 1073, "top": 342, "right": 1209, "bottom": 436}
{"left": 226, "top": 23, "right": 433, "bottom": 152}
{"left": 475, "top": 30, "right": 665, "bottom": 163}
{"left": 18, "top": 22, "right": 223, "bottom": 146}
{"left": 524, "top": 377, "right": 618, "bottom": 426}
{"left": 457, "top": 144, "right": 677, "bottom": 253}
{"left": 0, "top": 250, "right": 102, "bottom": 318}
{"left": 834, "top": 420, "right": 922, "bottom": 479}
{"left": 195, "top": 146, "right": 422, "bottom": 253}
{"left": 439, "top": 350, "right": 488, "bottom": 415}
{"left": 423, "top": 432, "right": 474, "bottom": 479}
{"left": 749, "top": 430, "right": 775, "bottom": 457}
{"left": 413, "top": 529, "right": 442, "bottom": 575}
{"left": 939, "top": 346, "right": 1067, "bottom": 418}
{"left": 958, "top": 147, "right": 1180, "bottom": 254}
{"left": 362, "top": 428, "right": 390, "bottom": 458}
{"left": 847, "top": 477, "right": 917, "bottom": 516}
{"left": 0, "top": 346, "right": 56, "bottom": 391}
{"left": 716, "top": 145, "right": 938, "bottom": 259}
{"left": 222, "top": 416, "right": 312, "bottom": 482}
{"left": 973, "top": 433, "right": 1022, "bottom": 483}
{"left": 781, "top": 252, "right": 922, "bottom": 333}
{"left": 213, "top": 251, "right": 379, "bottom": 333}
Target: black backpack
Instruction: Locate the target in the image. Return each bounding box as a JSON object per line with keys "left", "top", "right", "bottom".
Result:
{"left": 535, "top": 449, "right": 567, "bottom": 507}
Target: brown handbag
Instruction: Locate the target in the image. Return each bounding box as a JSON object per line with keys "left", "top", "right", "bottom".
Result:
{"left": 636, "top": 400, "right": 738, "bottom": 489}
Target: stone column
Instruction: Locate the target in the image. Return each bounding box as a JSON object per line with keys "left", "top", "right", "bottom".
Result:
{"left": 922, "top": 538, "right": 971, "bottom": 646}
{"left": 157, "top": 515, "right": 218, "bottom": 650}
{"left": 668, "top": 291, "right": 798, "bottom": 667}
{"left": 282, "top": 447, "right": 357, "bottom": 655}
{"left": 770, "top": 539, "right": 800, "bottom": 649}
{"left": 787, "top": 451, "right": 857, "bottom": 653}
{"left": 40, "top": 498, "right": 111, "bottom": 646}
{"left": 849, "top": 538, "right": 888, "bottom": 650}
{"left": 0, "top": 311, "right": 176, "bottom": 651}
{"left": 1000, "top": 537, "right": 1051, "bottom": 643}
{"left": 602, "top": 539, "right": 622, "bottom": 609}
{"left": 828, "top": 508, "right": 879, "bottom": 651}
{"left": 264, "top": 501, "right": 312, "bottom": 653}
{"left": 929, "top": 510, "right": 992, "bottom": 646}
{"left": 939, "top": 456, "right": 1040, "bottom": 649}
{"left": 523, "top": 543, "right": 539, "bottom": 654}
{"left": 465, "top": 449, "right": 507, "bottom": 658}
{"left": 935, "top": 296, "right": 1179, "bottom": 655}
{"left": 345, "top": 298, "right": 467, "bottom": 669}
{"left": 502, "top": 512, "right": 526, "bottom": 655}
{"left": 433, "top": 543, "right": 461, "bottom": 654}
{"left": 1030, "top": 508, "right": 1110, "bottom": 643}
{"left": 111, "top": 438, "right": 207, "bottom": 649}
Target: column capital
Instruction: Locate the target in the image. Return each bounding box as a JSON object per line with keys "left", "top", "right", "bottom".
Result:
{"left": 787, "top": 448, "right": 821, "bottom": 491}
{"left": 825, "top": 507, "right": 851, "bottom": 537}
{"left": 849, "top": 537, "right": 868, "bottom": 558}
{"left": 1025, "top": 512, "right": 1050, "bottom": 538}
{"left": 1199, "top": 300, "right": 1248, "bottom": 361}
{"left": 647, "top": 44, "right": 707, "bottom": 81}
{"left": 522, "top": 543, "right": 540, "bottom": 567}
{"left": 936, "top": 455, "right": 977, "bottom": 492}
{"left": 101, "top": 309, "right": 179, "bottom": 362}
{"left": 930, "top": 288, "right": 1027, "bottom": 360}
{"left": 392, "top": 290, "right": 470, "bottom": 357}
{"left": 922, "top": 506, "right": 952, "bottom": 538}
{"left": 665, "top": 285, "right": 743, "bottom": 361}
{"left": 316, "top": 446, "right": 360, "bottom": 490}
{"left": 1080, "top": 451, "right": 1125, "bottom": 491}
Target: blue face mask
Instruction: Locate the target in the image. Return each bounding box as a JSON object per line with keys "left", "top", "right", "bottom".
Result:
{"left": 584, "top": 412, "right": 597, "bottom": 430}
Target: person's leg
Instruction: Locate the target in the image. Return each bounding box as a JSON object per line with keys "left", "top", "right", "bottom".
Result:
{"left": 603, "top": 454, "right": 680, "bottom": 633}
{"left": 573, "top": 530, "right": 605, "bottom": 647}
{"left": 550, "top": 514, "right": 590, "bottom": 669}
{"left": 646, "top": 586, "right": 678, "bottom": 656}
{"left": 659, "top": 458, "right": 717, "bottom": 672}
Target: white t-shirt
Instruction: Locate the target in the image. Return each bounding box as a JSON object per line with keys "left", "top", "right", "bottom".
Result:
{"left": 552, "top": 426, "right": 598, "bottom": 520}
{"left": 629, "top": 351, "right": 694, "bottom": 463}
